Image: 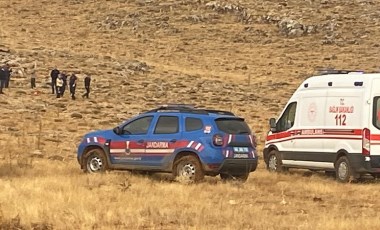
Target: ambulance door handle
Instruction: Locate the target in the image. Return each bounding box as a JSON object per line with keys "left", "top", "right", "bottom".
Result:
{"left": 137, "top": 139, "right": 144, "bottom": 144}
{"left": 170, "top": 139, "right": 177, "bottom": 143}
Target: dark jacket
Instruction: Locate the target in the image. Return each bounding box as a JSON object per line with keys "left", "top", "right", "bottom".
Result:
{"left": 84, "top": 76, "right": 91, "bottom": 87}
{"left": 69, "top": 74, "right": 77, "bottom": 86}
{"left": 50, "top": 69, "right": 60, "bottom": 81}
{"left": 0, "top": 69, "right": 4, "bottom": 80}
{"left": 61, "top": 74, "right": 67, "bottom": 86}
{"left": 3, "top": 67, "right": 11, "bottom": 78}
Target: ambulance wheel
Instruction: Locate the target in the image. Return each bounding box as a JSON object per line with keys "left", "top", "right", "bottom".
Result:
{"left": 335, "top": 156, "right": 353, "bottom": 183}
{"left": 267, "top": 150, "right": 286, "bottom": 172}
{"left": 84, "top": 149, "right": 108, "bottom": 173}
{"left": 173, "top": 155, "right": 204, "bottom": 182}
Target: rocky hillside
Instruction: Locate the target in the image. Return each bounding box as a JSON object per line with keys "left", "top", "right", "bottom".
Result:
{"left": 1, "top": 0, "right": 380, "bottom": 157}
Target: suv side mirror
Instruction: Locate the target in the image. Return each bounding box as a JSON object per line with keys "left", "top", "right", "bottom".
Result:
{"left": 269, "top": 118, "right": 277, "bottom": 132}
{"left": 113, "top": 127, "right": 122, "bottom": 135}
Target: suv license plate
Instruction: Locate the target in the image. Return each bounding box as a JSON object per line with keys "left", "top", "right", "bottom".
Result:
{"left": 233, "top": 147, "right": 249, "bottom": 153}
{"left": 234, "top": 153, "right": 249, "bottom": 158}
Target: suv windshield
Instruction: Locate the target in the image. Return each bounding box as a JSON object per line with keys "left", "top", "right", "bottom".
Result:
{"left": 215, "top": 118, "right": 251, "bottom": 134}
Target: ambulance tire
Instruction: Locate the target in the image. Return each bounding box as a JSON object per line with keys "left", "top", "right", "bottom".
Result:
{"left": 84, "top": 149, "right": 108, "bottom": 173}
{"left": 173, "top": 155, "right": 204, "bottom": 182}
{"left": 267, "top": 150, "right": 287, "bottom": 173}
{"left": 335, "top": 156, "right": 353, "bottom": 183}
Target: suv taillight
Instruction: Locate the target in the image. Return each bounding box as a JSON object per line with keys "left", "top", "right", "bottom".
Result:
{"left": 362, "top": 128, "right": 370, "bottom": 156}
{"left": 213, "top": 134, "right": 224, "bottom": 146}
{"left": 249, "top": 134, "right": 257, "bottom": 147}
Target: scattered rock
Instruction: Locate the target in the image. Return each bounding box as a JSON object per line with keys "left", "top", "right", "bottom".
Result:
{"left": 48, "top": 155, "right": 65, "bottom": 161}
{"left": 30, "top": 150, "right": 44, "bottom": 158}
{"left": 0, "top": 46, "right": 10, "bottom": 53}
{"left": 228, "top": 199, "right": 237, "bottom": 205}
{"left": 8, "top": 127, "right": 20, "bottom": 132}
{"left": 71, "top": 112, "right": 83, "bottom": 119}
{"left": 15, "top": 90, "right": 27, "bottom": 95}
{"left": 278, "top": 18, "right": 317, "bottom": 37}
{"left": 126, "top": 60, "right": 151, "bottom": 73}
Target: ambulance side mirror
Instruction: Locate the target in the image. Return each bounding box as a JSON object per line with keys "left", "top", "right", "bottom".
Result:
{"left": 269, "top": 118, "right": 277, "bottom": 132}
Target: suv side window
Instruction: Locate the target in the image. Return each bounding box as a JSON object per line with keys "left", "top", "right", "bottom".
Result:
{"left": 373, "top": 97, "right": 380, "bottom": 129}
{"left": 154, "top": 116, "right": 179, "bottom": 134}
{"left": 276, "top": 102, "right": 297, "bottom": 132}
{"left": 123, "top": 116, "right": 153, "bottom": 135}
{"left": 185, "top": 117, "right": 203, "bottom": 132}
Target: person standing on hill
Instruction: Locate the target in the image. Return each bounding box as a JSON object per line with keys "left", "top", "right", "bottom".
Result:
{"left": 56, "top": 75, "right": 64, "bottom": 98}
{"left": 50, "top": 67, "right": 60, "bottom": 94}
{"left": 82, "top": 75, "right": 91, "bottom": 99}
{"left": 60, "top": 71, "right": 68, "bottom": 96}
{"left": 31, "top": 70, "right": 36, "bottom": 89}
{"left": 4, "top": 64, "right": 12, "bottom": 88}
{"left": 69, "top": 73, "right": 78, "bottom": 100}
{"left": 0, "top": 65, "right": 5, "bottom": 94}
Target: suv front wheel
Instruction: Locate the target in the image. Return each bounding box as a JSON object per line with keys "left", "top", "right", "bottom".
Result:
{"left": 173, "top": 155, "right": 204, "bottom": 182}
{"left": 84, "top": 149, "right": 108, "bottom": 173}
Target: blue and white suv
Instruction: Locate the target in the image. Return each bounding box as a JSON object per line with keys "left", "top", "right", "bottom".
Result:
{"left": 77, "top": 105, "right": 258, "bottom": 182}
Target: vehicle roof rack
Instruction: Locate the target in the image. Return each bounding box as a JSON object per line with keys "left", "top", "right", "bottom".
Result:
{"left": 316, "top": 69, "right": 364, "bottom": 75}
{"left": 204, "top": 109, "right": 235, "bottom": 116}
{"left": 144, "top": 104, "right": 235, "bottom": 116}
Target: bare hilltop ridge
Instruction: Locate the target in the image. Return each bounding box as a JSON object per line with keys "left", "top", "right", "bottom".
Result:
{"left": 0, "top": 0, "right": 380, "bottom": 229}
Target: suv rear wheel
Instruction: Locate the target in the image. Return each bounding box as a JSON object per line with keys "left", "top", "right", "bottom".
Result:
{"left": 173, "top": 155, "right": 204, "bottom": 182}
{"left": 84, "top": 149, "right": 108, "bottom": 173}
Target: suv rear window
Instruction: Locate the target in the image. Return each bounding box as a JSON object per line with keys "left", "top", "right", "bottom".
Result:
{"left": 215, "top": 118, "right": 251, "bottom": 134}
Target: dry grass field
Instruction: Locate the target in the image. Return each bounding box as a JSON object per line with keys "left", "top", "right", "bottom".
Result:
{"left": 1, "top": 0, "right": 380, "bottom": 229}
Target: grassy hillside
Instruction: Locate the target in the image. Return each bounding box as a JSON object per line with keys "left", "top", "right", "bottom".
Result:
{"left": 1, "top": 0, "right": 380, "bottom": 229}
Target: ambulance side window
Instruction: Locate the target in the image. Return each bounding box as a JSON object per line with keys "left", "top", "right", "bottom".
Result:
{"left": 373, "top": 97, "right": 380, "bottom": 129}
{"left": 276, "top": 102, "right": 297, "bottom": 132}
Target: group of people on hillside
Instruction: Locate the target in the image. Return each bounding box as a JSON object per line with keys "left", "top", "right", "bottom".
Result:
{"left": 0, "top": 64, "right": 92, "bottom": 100}
{"left": 50, "top": 67, "right": 91, "bottom": 100}
{"left": 0, "top": 64, "right": 12, "bottom": 94}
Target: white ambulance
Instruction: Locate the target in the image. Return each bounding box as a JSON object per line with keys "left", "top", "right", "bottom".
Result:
{"left": 263, "top": 70, "right": 380, "bottom": 182}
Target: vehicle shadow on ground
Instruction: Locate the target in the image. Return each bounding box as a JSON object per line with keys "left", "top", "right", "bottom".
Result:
{"left": 131, "top": 171, "right": 238, "bottom": 185}
{"left": 285, "top": 169, "right": 380, "bottom": 184}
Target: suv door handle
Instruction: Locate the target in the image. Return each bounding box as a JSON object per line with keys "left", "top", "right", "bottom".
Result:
{"left": 170, "top": 139, "right": 177, "bottom": 143}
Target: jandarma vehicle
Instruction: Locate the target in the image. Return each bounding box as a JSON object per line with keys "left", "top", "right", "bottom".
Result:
{"left": 77, "top": 104, "right": 258, "bottom": 182}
